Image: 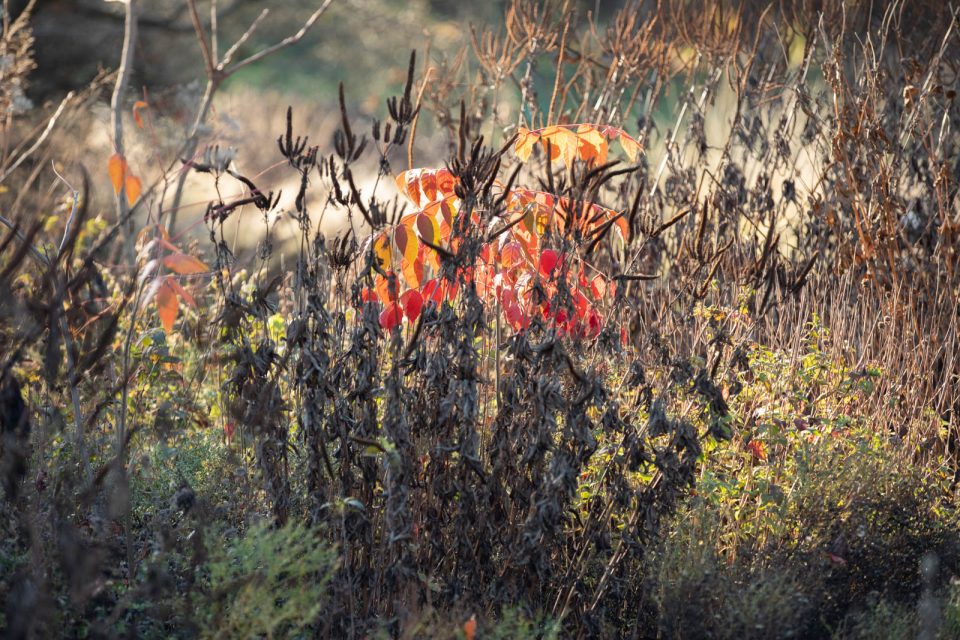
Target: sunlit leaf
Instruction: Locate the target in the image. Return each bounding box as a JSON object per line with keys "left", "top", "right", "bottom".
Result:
{"left": 379, "top": 302, "right": 403, "bottom": 330}
{"left": 400, "top": 289, "right": 423, "bottom": 322}
{"left": 156, "top": 276, "right": 179, "bottom": 334}
{"left": 576, "top": 123, "right": 608, "bottom": 165}
{"left": 167, "top": 278, "right": 196, "bottom": 307}
{"left": 125, "top": 174, "right": 142, "bottom": 206}
{"left": 162, "top": 252, "right": 208, "bottom": 275}
{"left": 539, "top": 249, "right": 559, "bottom": 277}
{"left": 107, "top": 153, "right": 125, "bottom": 194}
{"left": 513, "top": 124, "right": 643, "bottom": 167}
{"left": 414, "top": 212, "right": 440, "bottom": 246}
{"left": 373, "top": 232, "right": 392, "bottom": 271}
{"left": 395, "top": 168, "right": 459, "bottom": 207}
{"left": 374, "top": 271, "right": 399, "bottom": 303}
{"left": 514, "top": 127, "right": 539, "bottom": 162}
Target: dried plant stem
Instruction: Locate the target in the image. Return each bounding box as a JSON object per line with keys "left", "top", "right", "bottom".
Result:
{"left": 110, "top": 0, "right": 137, "bottom": 254}
{"left": 0, "top": 91, "right": 74, "bottom": 186}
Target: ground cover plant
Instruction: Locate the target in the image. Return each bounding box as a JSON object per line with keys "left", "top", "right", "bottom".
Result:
{"left": 1, "top": 0, "right": 959, "bottom": 638}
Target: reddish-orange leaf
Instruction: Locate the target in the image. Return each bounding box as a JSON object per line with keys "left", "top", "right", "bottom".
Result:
{"left": 167, "top": 277, "right": 197, "bottom": 307}
{"left": 463, "top": 616, "right": 477, "bottom": 640}
{"left": 107, "top": 153, "right": 126, "bottom": 194}
{"left": 575, "top": 124, "right": 608, "bottom": 165}
{"left": 156, "top": 276, "right": 179, "bottom": 334}
{"left": 374, "top": 272, "right": 399, "bottom": 303}
{"left": 539, "top": 249, "right": 559, "bottom": 277}
{"left": 395, "top": 168, "right": 459, "bottom": 207}
{"left": 132, "top": 100, "right": 148, "bottom": 128}
{"left": 400, "top": 289, "right": 423, "bottom": 322}
{"left": 125, "top": 174, "right": 142, "bottom": 206}
{"left": 162, "top": 252, "right": 208, "bottom": 275}
{"left": 379, "top": 302, "right": 403, "bottom": 331}
{"left": 747, "top": 440, "right": 767, "bottom": 462}
{"left": 500, "top": 241, "right": 524, "bottom": 269}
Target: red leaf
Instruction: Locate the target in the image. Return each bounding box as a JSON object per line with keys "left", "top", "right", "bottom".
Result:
{"left": 379, "top": 302, "right": 403, "bottom": 330}
{"left": 539, "top": 249, "right": 559, "bottom": 277}
{"left": 400, "top": 289, "right": 423, "bottom": 322}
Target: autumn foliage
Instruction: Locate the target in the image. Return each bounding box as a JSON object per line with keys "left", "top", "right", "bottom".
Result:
{"left": 362, "top": 123, "right": 636, "bottom": 338}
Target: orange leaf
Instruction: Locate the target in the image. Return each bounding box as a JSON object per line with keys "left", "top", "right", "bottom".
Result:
{"left": 400, "top": 254, "right": 424, "bottom": 289}
{"left": 167, "top": 277, "right": 197, "bottom": 307}
{"left": 162, "top": 252, "right": 208, "bottom": 275}
{"left": 156, "top": 276, "right": 179, "bottom": 334}
{"left": 125, "top": 174, "right": 142, "bottom": 206}
{"left": 514, "top": 124, "right": 642, "bottom": 166}
{"left": 396, "top": 168, "right": 459, "bottom": 207}
{"left": 107, "top": 153, "right": 126, "bottom": 194}
{"left": 575, "top": 124, "right": 609, "bottom": 165}
{"left": 617, "top": 132, "right": 642, "bottom": 161}
{"left": 539, "top": 125, "right": 579, "bottom": 166}
{"left": 132, "top": 100, "right": 148, "bottom": 128}
{"left": 374, "top": 272, "right": 399, "bottom": 304}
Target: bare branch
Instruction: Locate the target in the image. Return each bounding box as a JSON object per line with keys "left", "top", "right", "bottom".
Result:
{"left": 219, "top": 8, "right": 269, "bottom": 69}
{"left": 225, "top": 0, "right": 335, "bottom": 75}
{"left": 0, "top": 91, "right": 74, "bottom": 186}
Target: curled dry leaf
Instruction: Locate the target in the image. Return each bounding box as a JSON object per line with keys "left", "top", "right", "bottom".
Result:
{"left": 132, "top": 100, "right": 148, "bottom": 128}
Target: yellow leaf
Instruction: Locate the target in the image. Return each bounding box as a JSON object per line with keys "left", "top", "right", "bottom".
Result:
{"left": 514, "top": 127, "right": 538, "bottom": 162}
{"left": 393, "top": 225, "right": 421, "bottom": 288}
{"left": 414, "top": 212, "right": 440, "bottom": 246}
{"left": 393, "top": 225, "right": 419, "bottom": 266}
{"left": 617, "top": 132, "right": 642, "bottom": 162}
{"left": 162, "top": 252, "right": 208, "bottom": 275}
{"left": 373, "top": 232, "right": 392, "bottom": 271}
